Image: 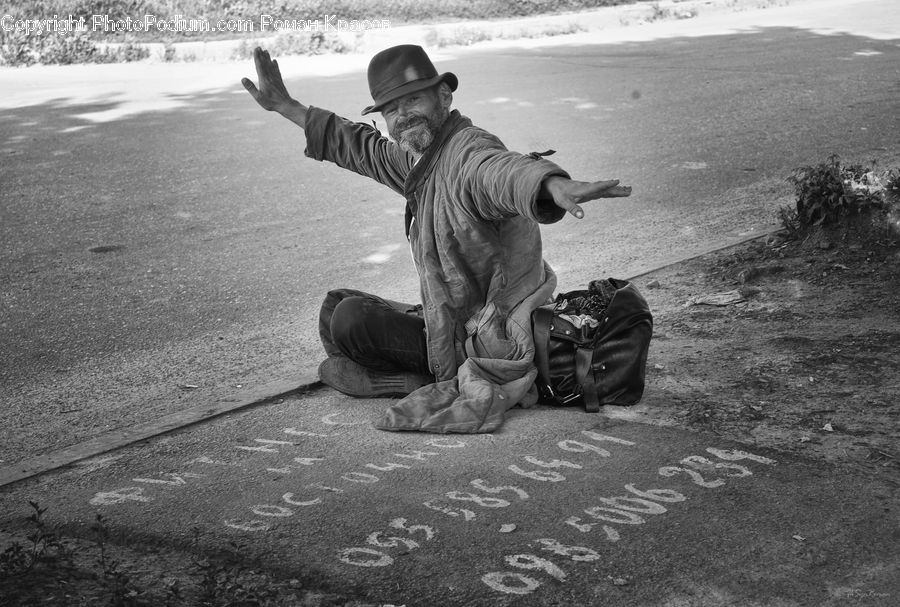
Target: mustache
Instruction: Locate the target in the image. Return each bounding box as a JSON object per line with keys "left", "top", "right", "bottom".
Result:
{"left": 395, "top": 115, "right": 427, "bottom": 132}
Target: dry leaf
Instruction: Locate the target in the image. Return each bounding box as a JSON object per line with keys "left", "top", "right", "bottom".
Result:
{"left": 685, "top": 290, "right": 745, "bottom": 307}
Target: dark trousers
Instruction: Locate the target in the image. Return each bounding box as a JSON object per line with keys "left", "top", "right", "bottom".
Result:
{"left": 325, "top": 291, "right": 431, "bottom": 375}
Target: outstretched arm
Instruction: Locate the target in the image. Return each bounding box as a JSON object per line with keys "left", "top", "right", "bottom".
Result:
{"left": 242, "top": 47, "right": 412, "bottom": 193}
{"left": 540, "top": 176, "right": 632, "bottom": 219}
{"left": 241, "top": 47, "right": 308, "bottom": 129}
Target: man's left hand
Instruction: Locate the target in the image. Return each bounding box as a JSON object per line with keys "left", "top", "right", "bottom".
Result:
{"left": 542, "top": 176, "right": 632, "bottom": 219}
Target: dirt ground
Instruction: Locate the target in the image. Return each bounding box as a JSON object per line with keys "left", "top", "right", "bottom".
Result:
{"left": 626, "top": 207, "right": 900, "bottom": 485}
{"left": 2, "top": 209, "right": 898, "bottom": 606}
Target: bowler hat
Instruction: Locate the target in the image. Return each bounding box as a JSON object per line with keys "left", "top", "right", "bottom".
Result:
{"left": 362, "top": 45, "right": 458, "bottom": 115}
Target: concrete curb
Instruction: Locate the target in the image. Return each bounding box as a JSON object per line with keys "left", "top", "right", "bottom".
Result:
{"left": 627, "top": 228, "right": 783, "bottom": 281}
{"left": 0, "top": 375, "right": 320, "bottom": 489}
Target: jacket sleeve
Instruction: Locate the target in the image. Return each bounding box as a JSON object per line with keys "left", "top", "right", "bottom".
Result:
{"left": 454, "top": 130, "right": 571, "bottom": 224}
{"left": 303, "top": 106, "right": 413, "bottom": 195}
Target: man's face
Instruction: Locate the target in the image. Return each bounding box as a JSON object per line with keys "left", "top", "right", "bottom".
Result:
{"left": 382, "top": 86, "right": 448, "bottom": 157}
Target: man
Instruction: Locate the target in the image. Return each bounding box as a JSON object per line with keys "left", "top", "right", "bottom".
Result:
{"left": 242, "top": 45, "right": 631, "bottom": 433}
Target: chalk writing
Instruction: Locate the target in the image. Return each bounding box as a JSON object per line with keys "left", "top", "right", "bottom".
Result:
{"left": 580, "top": 431, "right": 636, "bottom": 446}
{"left": 705, "top": 447, "right": 776, "bottom": 465}
{"left": 508, "top": 465, "right": 566, "bottom": 482}
{"left": 658, "top": 465, "right": 724, "bottom": 488}
{"left": 523, "top": 456, "right": 582, "bottom": 469}
{"left": 228, "top": 441, "right": 461, "bottom": 531}
{"left": 423, "top": 500, "right": 475, "bottom": 521}
{"left": 536, "top": 538, "right": 600, "bottom": 562}
{"left": 469, "top": 479, "right": 529, "bottom": 500}
{"left": 294, "top": 457, "right": 326, "bottom": 466}
{"left": 321, "top": 413, "right": 366, "bottom": 426}
{"left": 393, "top": 450, "right": 439, "bottom": 461}
{"left": 564, "top": 516, "right": 621, "bottom": 541}
{"left": 424, "top": 477, "right": 529, "bottom": 522}
{"left": 282, "top": 493, "right": 322, "bottom": 507}
{"left": 557, "top": 440, "right": 611, "bottom": 457}
{"left": 251, "top": 504, "right": 293, "bottom": 518}
{"left": 446, "top": 491, "right": 510, "bottom": 508}
{"left": 132, "top": 472, "right": 202, "bottom": 486}
{"left": 341, "top": 472, "right": 379, "bottom": 484}
{"left": 223, "top": 519, "right": 270, "bottom": 532}
{"left": 89, "top": 487, "right": 152, "bottom": 506}
{"left": 283, "top": 428, "right": 332, "bottom": 437}
{"left": 310, "top": 483, "right": 343, "bottom": 493}
{"left": 267, "top": 456, "right": 326, "bottom": 474}
{"left": 481, "top": 571, "right": 541, "bottom": 595}
{"left": 425, "top": 438, "right": 466, "bottom": 448}
{"left": 482, "top": 443, "right": 776, "bottom": 595}
{"left": 338, "top": 518, "right": 437, "bottom": 568}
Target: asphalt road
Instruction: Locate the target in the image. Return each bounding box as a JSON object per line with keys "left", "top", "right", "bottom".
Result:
{"left": 2, "top": 0, "right": 899, "bottom": 464}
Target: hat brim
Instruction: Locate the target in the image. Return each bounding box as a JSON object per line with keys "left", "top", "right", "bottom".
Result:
{"left": 362, "top": 72, "right": 458, "bottom": 115}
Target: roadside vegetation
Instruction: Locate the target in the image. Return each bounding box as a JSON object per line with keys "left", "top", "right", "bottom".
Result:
{"left": 780, "top": 154, "right": 900, "bottom": 241}
{"left": 1, "top": 0, "right": 648, "bottom": 66}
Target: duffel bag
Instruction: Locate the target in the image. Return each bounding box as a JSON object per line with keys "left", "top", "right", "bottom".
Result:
{"left": 532, "top": 278, "right": 653, "bottom": 412}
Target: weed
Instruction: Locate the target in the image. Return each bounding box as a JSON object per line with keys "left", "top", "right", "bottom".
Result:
{"left": 24, "top": 501, "right": 59, "bottom": 567}
{"left": 0, "top": 541, "right": 31, "bottom": 575}
{"left": 0, "top": 502, "right": 79, "bottom": 605}
{"left": 0, "top": 501, "right": 67, "bottom": 575}
{"left": 781, "top": 154, "right": 894, "bottom": 234}
{"left": 884, "top": 167, "right": 900, "bottom": 202}
{"left": 91, "top": 514, "right": 146, "bottom": 606}
{"left": 777, "top": 206, "right": 803, "bottom": 240}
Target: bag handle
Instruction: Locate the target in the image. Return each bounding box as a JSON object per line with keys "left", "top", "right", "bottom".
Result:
{"left": 575, "top": 346, "right": 600, "bottom": 412}
{"left": 532, "top": 306, "right": 554, "bottom": 400}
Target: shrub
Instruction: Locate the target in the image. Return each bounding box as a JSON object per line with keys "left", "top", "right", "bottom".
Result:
{"left": 0, "top": 0, "right": 155, "bottom": 65}
{"left": 231, "top": 30, "right": 352, "bottom": 60}
{"left": 783, "top": 154, "right": 888, "bottom": 231}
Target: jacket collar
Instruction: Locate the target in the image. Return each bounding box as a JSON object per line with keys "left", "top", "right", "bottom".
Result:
{"left": 403, "top": 109, "right": 471, "bottom": 238}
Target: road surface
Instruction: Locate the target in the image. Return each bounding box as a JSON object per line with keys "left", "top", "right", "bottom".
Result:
{"left": 1, "top": 0, "right": 898, "bottom": 464}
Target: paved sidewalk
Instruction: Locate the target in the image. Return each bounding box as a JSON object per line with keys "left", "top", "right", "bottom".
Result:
{"left": 1, "top": 390, "right": 897, "bottom": 606}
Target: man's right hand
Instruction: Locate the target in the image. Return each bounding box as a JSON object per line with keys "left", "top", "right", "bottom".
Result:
{"left": 241, "top": 47, "right": 308, "bottom": 127}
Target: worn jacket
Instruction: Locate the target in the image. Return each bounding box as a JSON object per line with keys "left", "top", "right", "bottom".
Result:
{"left": 304, "top": 107, "right": 569, "bottom": 432}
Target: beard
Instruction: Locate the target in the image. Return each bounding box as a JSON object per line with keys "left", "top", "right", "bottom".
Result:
{"left": 390, "top": 110, "right": 446, "bottom": 157}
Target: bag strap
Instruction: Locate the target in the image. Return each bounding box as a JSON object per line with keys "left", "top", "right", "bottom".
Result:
{"left": 532, "top": 306, "right": 554, "bottom": 399}
{"left": 575, "top": 346, "right": 600, "bottom": 412}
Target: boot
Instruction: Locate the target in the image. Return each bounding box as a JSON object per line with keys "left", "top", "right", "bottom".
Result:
{"left": 317, "top": 357, "right": 433, "bottom": 398}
